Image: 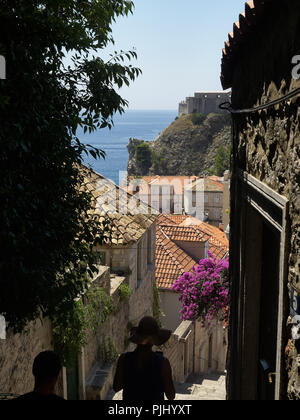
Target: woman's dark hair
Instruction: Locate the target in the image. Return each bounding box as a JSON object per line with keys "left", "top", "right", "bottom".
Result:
{"left": 32, "top": 351, "right": 62, "bottom": 382}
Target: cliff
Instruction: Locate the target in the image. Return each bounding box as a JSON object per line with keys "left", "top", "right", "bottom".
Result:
{"left": 127, "top": 112, "right": 231, "bottom": 177}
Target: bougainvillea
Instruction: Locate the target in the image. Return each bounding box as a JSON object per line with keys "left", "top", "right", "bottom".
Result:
{"left": 171, "top": 251, "right": 229, "bottom": 326}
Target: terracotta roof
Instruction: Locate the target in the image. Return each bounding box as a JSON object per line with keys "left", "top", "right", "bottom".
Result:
{"left": 158, "top": 224, "right": 210, "bottom": 243}
{"left": 156, "top": 227, "right": 196, "bottom": 290}
{"left": 81, "top": 166, "right": 158, "bottom": 246}
{"left": 155, "top": 214, "right": 229, "bottom": 289}
{"left": 127, "top": 175, "right": 199, "bottom": 196}
{"left": 185, "top": 177, "right": 224, "bottom": 192}
{"left": 156, "top": 213, "right": 178, "bottom": 226}
{"left": 221, "top": 0, "right": 272, "bottom": 89}
{"left": 159, "top": 214, "right": 190, "bottom": 225}
{"left": 160, "top": 214, "right": 229, "bottom": 259}
{"left": 178, "top": 216, "right": 229, "bottom": 259}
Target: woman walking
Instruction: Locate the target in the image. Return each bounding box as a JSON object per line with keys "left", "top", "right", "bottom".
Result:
{"left": 113, "top": 316, "right": 176, "bottom": 401}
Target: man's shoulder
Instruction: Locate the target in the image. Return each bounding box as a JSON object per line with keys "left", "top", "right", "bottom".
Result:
{"left": 15, "top": 392, "right": 65, "bottom": 401}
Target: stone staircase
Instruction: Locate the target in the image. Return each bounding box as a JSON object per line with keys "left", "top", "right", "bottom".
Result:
{"left": 174, "top": 373, "right": 226, "bottom": 400}
{"left": 106, "top": 373, "right": 226, "bottom": 401}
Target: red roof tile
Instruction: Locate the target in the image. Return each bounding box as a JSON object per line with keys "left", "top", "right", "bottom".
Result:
{"left": 155, "top": 214, "right": 229, "bottom": 290}
{"left": 159, "top": 224, "right": 210, "bottom": 243}
{"left": 156, "top": 228, "right": 196, "bottom": 290}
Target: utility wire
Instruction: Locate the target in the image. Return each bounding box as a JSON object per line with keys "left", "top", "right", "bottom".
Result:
{"left": 219, "top": 87, "right": 300, "bottom": 114}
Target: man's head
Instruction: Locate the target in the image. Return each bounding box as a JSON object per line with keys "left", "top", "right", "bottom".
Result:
{"left": 33, "top": 351, "right": 62, "bottom": 389}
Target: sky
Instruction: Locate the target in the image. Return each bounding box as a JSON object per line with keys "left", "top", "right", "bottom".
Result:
{"left": 105, "top": 0, "right": 246, "bottom": 110}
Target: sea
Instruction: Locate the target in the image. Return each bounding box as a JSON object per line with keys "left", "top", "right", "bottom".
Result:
{"left": 78, "top": 109, "right": 177, "bottom": 185}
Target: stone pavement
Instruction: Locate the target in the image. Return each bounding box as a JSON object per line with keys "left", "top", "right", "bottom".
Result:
{"left": 106, "top": 373, "right": 226, "bottom": 401}
{"left": 174, "top": 372, "right": 226, "bottom": 400}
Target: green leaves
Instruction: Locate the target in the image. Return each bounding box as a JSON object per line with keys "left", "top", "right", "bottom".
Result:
{"left": 0, "top": 0, "right": 141, "bottom": 333}
{"left": 210, "top": 145, "right": 231, "bottom": 177}
{"left": 52, "top": 285, "right": 116, "bottom": 366}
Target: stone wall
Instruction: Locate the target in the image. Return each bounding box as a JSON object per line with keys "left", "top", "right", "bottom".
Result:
{"left": 0, "top": 317, "right": 53, "bottom": 396}
{"left": 154, "top": 321, "right": 194, "bottom": 383}
{"left": 159, "top": 290, "right": 182, "bottom": 332}
{"left": 194, "top": 320, "right": 227, "bottom": 374}
{"left": 179, "top": 92, "right": 231, "bottom": 117}
{"left": 81, "top": 267, "right": 112, "bottom": 382}
{"left": 83, "top": 271, "right": 131, "bottom": 400}
{"left": 222, "top": 180, "right": 230, "bottom": 229}
{"left": 228, "top": 0, "right": 300, "bottom": 399}
{"left": 154, "top": 320, "right": 227, "bottom": 384}
{"left": 83, "top": 226, "right": 156, "bottom": 399}
{"left": 128, "top": 225, "right": 156, "bottom": 324}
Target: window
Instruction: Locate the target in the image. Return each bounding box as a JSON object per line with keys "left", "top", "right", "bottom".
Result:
{"left": 151, "top": 200, "right": 159, "bottom": 210}
{"left": 214, "top": 194, "right": 221, "bottom": 203}
{"left": 204, "top": 194, "right": 209, "bottom": 203}
{"left": 192, "top": 191, "right": 197, "bottom": 208}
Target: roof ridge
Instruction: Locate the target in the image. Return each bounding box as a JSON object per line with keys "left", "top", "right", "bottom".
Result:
{"left": 159, "top": 223, "right": 210, "bottom": 243}
{"left": 156, "top": 232, "right": 193, "bottom": 272}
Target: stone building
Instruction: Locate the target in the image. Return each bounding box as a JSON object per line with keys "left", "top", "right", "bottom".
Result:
{"left": 83, "top": 167, "right": 157, "bottom": 325}
{"left": 126, "top": 175, "right": 198, "bottom": 215}
{"left": 221, "top": 0, "right": 300, "bottom": 400}
{"left": 222, "top": 171, "right": 231, "bottom": 232}
{"left": 155, "top": 214, "right": 229, "bottom": 378}
{"left": 178, "top": 91, "right": 231, "bottom": 117}
{"left": 0, "top": 168, "right": 157, "bottom": 400}
{"left": 184, "top": 177, "right": 224, "bottom": 226}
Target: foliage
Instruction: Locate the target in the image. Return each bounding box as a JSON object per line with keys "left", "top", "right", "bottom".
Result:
{"left": 134, "top": 141, "right": 153, "bottom": 175}
{"left": 118, "top": 283, "right": 131, "bottom": 302}
{"left": 52, "top": 285, "right": 115, "bottom": 366}
{"left": 100, "top": 336, "right": 119, "bottom": 365}
{"left": 52, "top": 296, "right": 88, "bottom": 367}
{"left": 209, "top": 145, "right": 231, "bottom": 176}
{"left": 0, "top": 0, "right": 141, "bottom": 332}
{"left": 190, "top": 112, "right": 206, "bottom": 126}
{"left": 151, "top": 148, "right": 168, "bottom": 174}
{"left": 98, "top": 288, "right": 115, "bottom": 323}
{"left": 171, "top": 251, "right": 229, "bottom": 326}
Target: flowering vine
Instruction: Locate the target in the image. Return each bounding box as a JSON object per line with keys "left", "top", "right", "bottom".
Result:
{"left": 171, "top": 251, "right": 229, "bottom": 326}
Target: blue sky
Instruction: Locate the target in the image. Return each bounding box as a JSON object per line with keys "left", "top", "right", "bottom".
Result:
{"left": 106, "top": 0, "right": 246, "bottom": 110}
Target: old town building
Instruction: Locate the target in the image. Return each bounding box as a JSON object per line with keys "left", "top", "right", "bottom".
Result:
{"left": 155, "top": 214, "right": 229, "bottom": 378}
{"left": 126, "top": 175, "right": 198, "bottom": 215}
{"left": 184, "top": 177, "right": 225, "bottom": 226}
{"left": 0, "top": 167, "right": 157, "bottom": 399}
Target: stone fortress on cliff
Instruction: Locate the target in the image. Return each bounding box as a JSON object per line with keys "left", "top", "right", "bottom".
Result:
{"left": 178, "top": 91, "right": 231, "bottom": 116}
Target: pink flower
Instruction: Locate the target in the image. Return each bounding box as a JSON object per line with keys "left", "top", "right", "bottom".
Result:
{"left": 173, "top": 251, "right": 229, "bottom": 325}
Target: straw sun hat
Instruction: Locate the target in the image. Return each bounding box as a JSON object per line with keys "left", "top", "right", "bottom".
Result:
{"left": 129, "top": 316, "right": 172, "bottom": 346}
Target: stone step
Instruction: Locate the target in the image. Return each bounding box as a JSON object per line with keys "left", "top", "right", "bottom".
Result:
{"left": 107, "top": 375, "right": 227, "bottom": 401}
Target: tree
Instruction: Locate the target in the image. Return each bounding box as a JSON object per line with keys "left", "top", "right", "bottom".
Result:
{"left": 0, "top": 0, "right": 141, "bottom": 333}
{"left": 134, "top": 141, "right": 153, "bottom": 175}
{"left": 211, "top": 145, "right": 231, "bottom": 176}
{"left": 190, "top": 112, "right": 205, "bottom": 126}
